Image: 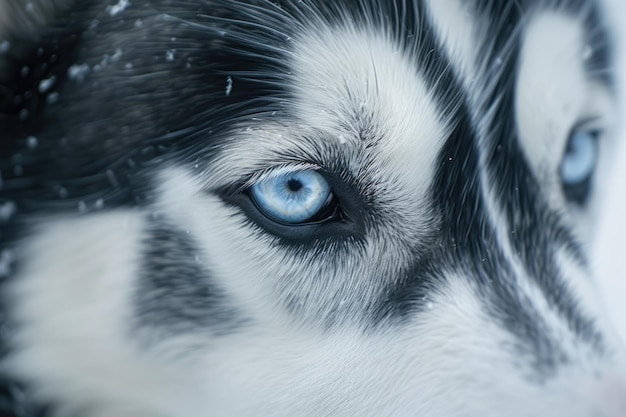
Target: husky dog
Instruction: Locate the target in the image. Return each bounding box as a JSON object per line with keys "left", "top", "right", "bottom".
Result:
{"left": 0, "top": 0, "right": 624, "bottom": 416}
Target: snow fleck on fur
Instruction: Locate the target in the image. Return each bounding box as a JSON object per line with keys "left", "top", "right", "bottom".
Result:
{"left": 106, "top": 0, "right": 130, "bottom": 17}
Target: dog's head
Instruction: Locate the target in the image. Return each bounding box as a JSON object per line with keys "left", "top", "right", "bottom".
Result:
{"left": 0, "top": 1, "right": 625, "bottom": 416}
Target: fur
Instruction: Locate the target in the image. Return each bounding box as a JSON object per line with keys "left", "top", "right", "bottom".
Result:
{"left": 0, "top": 1, "right": 625, "bottom": 416}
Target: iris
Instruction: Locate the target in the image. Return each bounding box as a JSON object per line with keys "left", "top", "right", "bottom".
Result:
{"left": 250, "top": 170, "right": 332, "bottom": 224}
{"left": 560, "top": 130, "right": 598, "bottom": 187}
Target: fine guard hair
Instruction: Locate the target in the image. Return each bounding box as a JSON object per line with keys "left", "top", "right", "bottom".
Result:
{"left": 0, "top": 0, "right": 625, "bottom": 416}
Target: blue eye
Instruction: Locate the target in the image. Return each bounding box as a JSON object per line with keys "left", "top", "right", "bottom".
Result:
{"left": 560, "top": 130, "right": 598, "bottom": 185}
{"left": 250, "top": 170, "right": 334, "bottom": 224}
{"left": 560, "top": 129, "right": 599, "bottom": 203}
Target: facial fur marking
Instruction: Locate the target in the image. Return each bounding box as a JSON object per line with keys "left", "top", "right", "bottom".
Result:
{"left": 0, "top": 0, "right": 624, "bottom": 416}
{"left": 134, "top": 219, "right": 244, "bottom": 341}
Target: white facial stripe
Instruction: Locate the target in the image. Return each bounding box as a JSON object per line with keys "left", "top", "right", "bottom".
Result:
{"left": 516, "top": 13, "right": 585, "bottom": 169}
{"left": 515, "top": 12, "right": 613, "bottom": 209}
{"left": 424, "top": 0, "right": 477, "bottom": 89}
{"left": 154, "top": 169, "right": 284, "bottom": 322}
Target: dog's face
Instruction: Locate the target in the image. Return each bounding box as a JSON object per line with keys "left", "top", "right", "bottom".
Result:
{"left": 0, "top": 1, "right": 625, "bottom": 416}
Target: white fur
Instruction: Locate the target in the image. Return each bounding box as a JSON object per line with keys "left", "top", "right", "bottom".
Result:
{"left": 424, "top": 0, "right": 477, "bottom": 89}
{"left": 288, "top": 25, "right": 450, "bottom": 222}
{"left": 593, "top": 0, "right": 626, "bottom": 348}
{"left": 3, "top": 3, "right": 626, "bottom": 417}
{"left": 3, "top": 212, "right": 187, "bottom": 416}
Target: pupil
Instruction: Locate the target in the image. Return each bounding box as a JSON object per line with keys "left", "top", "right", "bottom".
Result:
{"left": 286, "top": 179, "right": 303, "bottom": 192}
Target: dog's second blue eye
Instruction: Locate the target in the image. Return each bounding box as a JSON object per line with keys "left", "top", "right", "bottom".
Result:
{"left": 560, "top": 130, "right": 598, "bottom": 187}
{"left": 560, "top": 129, "right": 600, "bottom": 204}
{"left": 250, "top": 170, "right": 332, "bottom": 224}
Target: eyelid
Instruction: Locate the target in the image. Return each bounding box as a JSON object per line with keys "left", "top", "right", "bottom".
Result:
{"left": 570, "top": 116, "right": 603, "bottom": 133}
{"left": 238, "top": 162, "right": 323, "bottom": 192}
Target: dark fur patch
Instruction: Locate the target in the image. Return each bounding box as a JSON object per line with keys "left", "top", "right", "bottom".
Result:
{"left": 134, "top": 218, "right": 244, "bottom": 339}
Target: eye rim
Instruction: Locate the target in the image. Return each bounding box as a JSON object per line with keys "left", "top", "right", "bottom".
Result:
{"left": 248, "top": 183, "right": 340, "bottom": 226}
{"left": 216, "top": 165, "right": 366, "bottom": 244}
{"left": 560, "top": 121, "right": 602, "bottom": 205}
{"left": 247, "top": 168, "right": 340, "bottom": 226}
